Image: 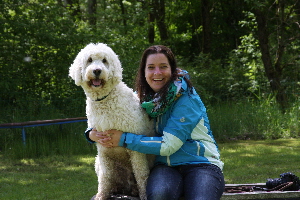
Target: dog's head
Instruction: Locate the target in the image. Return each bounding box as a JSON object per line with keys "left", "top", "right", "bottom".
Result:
{"left": 69, "top": 43, "right": 122, "bottom": 100}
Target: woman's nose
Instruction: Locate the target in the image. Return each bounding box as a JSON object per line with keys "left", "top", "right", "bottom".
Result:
{"left": 154, "top": 67, "right": 162, "bottom": 75}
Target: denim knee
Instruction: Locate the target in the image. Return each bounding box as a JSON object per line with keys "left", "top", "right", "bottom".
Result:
{"left": 146, "top": 165, "right": 183, "bottom": 200}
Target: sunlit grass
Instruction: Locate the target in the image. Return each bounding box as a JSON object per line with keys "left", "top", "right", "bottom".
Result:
{"left": 219, "top": 139, "right": 300, "bottom": 184}
{"left": 1, "top": 139, "right": 300, "bottom": 199}
{"left": 0, "top": 155, "right": 97, "bottom": 200}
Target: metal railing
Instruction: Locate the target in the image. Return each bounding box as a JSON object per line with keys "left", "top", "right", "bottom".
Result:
{"left": 0, "top": 117, "right": 87, "bottom": 145}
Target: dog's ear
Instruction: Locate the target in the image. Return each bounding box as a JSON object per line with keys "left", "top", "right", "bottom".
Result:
{"left": 112, "top": 55, "right": 123, "bottom": 79}
{"left": 102, "top": 44, "right": 123, "bottom": 85}
{"left": 69, "top": 59, "right": 83, "bottom": 86}
{"left": 109, "top": 54, "right": 123, "bottom": 85}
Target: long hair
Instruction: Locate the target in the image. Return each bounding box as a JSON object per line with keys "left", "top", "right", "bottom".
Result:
{"left": 135, "top": 45, "right": 193, "bottom": 104}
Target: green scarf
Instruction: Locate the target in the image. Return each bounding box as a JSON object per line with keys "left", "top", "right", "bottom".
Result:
{"left": 141, "top": 78, "right": 184, "bottom": 118}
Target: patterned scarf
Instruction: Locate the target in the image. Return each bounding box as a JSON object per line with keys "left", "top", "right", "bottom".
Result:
{"left": 141, "top": 77, "right": 184, "bottom": 118}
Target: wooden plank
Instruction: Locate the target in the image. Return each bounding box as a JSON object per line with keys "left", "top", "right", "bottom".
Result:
{"left": 222, "top": 183, "right": 300, "bottom": 199}
{"left": 222, "top": 191, "right": 300, "bottom": 199}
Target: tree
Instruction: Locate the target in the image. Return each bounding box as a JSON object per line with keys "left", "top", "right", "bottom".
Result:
{"left": 147, "top": 0, "right": 168, "bottom": 43}
{"left": 201, "top": 0, "right": 211, "bottom": 54}
{"left": 148, "top": 1, "right": 155, "bottom": 43}
{"left": 252, "top": 0, "right": 300, "bottom": 112}
{"left": 118, "top": 0, "right": 127, "bottom": 34}
{"left": 1, "top": 0, "right": 299, "bottom": 112}
{"left": 87, "top": 0, "right": 97, "bottom": 26}
{"left": 154, "top": 0, "right": 168, "bottom": 41}
{"left": 0, "top": 0, "right": 89, "bottom": 105}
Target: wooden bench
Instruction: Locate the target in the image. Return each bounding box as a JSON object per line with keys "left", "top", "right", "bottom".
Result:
{"left": 222, "top": 183, "right": 300, "bottom": 199}
{"left": 92, "top": 183, "right": 300, "bottom": 200}
{"left": 0, "top": 117, "right": 87, "bottom": 144}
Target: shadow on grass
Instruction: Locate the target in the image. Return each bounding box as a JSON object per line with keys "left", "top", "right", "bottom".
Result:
{"left": 0, "top": 154, "right": 98, "bottom": 200}
{"left": 219, "top": 139, "right": 300, "bottom": 184}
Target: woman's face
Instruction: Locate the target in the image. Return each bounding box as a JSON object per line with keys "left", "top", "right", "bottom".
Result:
{"left": 145, "top": 53, "right": 172, "bottom": 93}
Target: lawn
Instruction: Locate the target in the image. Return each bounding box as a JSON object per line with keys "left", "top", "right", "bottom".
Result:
{"left": 1, "top": 138, "right": 300, "bottom": 200}
{"left": 0, "top": 155, "right": 98, "bottom": 200}
{"left": 219, "top": 138, "right": 300, "bottom": 184}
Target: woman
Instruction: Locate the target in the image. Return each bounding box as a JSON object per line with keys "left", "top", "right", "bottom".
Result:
{"left": 87, "top": 45, "right": 225, "bottom": 200}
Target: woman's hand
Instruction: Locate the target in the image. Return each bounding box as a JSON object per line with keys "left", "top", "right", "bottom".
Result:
{"left": 90, "top": 128, "right": 123, "bottom": 148}
{"left": 89, "top": 128, "right": 102, "bottom": 142}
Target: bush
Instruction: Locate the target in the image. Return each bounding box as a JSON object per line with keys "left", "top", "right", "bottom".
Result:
{"left": 209, "top": 98, "right": 300, "bottom": 141}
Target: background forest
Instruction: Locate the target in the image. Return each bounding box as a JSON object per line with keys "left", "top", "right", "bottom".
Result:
{"left": 0, "top": 0, "right": 300, "bottom": 154}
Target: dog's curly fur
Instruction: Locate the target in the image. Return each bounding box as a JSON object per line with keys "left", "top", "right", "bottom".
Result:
{"left": 69, "top": 43, "right": 154, "bottom": 200}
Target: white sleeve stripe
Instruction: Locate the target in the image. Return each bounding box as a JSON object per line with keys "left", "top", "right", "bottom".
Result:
{"left": 160, "top": 131, "right": 183, "bottom": 156}
{"left": 140, "top": 140, "right": 163, "bottom": 143}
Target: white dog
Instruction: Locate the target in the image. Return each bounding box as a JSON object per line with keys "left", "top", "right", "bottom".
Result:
{"left": 69, "top": 43, "right": 154, "bottom": 200}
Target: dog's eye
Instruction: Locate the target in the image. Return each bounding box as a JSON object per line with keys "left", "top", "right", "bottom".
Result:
{"left": 102, "top": 58, "right": 107, "bottom": 63}
{"left": 88, "top": 57, "right": 92, "bottom": 63}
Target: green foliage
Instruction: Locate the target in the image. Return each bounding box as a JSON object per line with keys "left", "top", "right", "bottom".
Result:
{"left": 0, "top": 0, "right": 90, "bottom": 104}
{"left": 209, "top": 98, "right": 300, "bottom": 141}
{"left": 0, "top": 0, "right": 299, "bottom": 142}
{"left": 1, "top": 97, "right": 298, "bottom": 159}
{"left": 2, "top": 122, "right": 94, "bottom": 159}
{"left": 0, "top": 97, "right": 88, "bottom": 159}
{"left": 1, "top": 0, "right": 299, "bottom": 104}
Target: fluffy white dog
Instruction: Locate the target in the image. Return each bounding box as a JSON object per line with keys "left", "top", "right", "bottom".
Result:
{"left": 69, "top": 43, "right": 154, "bottom": 200}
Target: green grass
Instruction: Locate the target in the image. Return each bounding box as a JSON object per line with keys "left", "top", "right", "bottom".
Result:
{"left": 1, "top": 139, "right": 300, "bottom": 200}
{"left": 208, "top": 99, "right": 300, "bottom": 141}
{"left": 0, "top": 97, "right": 299, "bottom": 199}
{"left": 0, "top": 118, "right": 95, "bottom": 159}
{"left": 219, "top": 138, "right": 300, "bottom": 184}
{"left": 1, "top": 97, "right": 299, "bottom": 158}
{"left": 0, "top": 154, "right": 98, "bottom": 200}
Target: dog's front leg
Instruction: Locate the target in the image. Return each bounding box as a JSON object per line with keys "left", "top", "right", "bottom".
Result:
{"left": 94, "top": 146, "right": 115, "bottom": 200}
{"left": 128, "top": 150, "right": 150, "bottom": 200}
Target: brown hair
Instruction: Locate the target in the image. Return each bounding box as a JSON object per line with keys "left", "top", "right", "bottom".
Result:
{"left": 135, "top": 45, "right": 192, "bottom": 104}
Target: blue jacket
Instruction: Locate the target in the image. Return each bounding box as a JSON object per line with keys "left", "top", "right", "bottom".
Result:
{"left": 118, "top": 79, "right": 224, "bottom": 170}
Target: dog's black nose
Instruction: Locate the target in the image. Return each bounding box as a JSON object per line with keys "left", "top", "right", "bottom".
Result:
{"left": 93, "top": 69, "right": 101, "bottom": 77}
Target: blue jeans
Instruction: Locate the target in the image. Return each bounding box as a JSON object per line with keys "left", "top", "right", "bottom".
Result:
{"left": 146, "top": 164, "right": 225, "bottom": 200}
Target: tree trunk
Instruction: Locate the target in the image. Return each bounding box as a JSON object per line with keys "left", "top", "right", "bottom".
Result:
{"left": 201, "top": 0, "right": 211, "bottom": 54}
{"left": 153, "top": 0, "right": 168, "bottom": 41}
{"left": 87, "top": 0, "right": 97, "bottom": 26}
{"left": 254, "top": 8, "right": 288, "bottom": 112}
{"left": 148, "top": 2, "right": 155, "bottom": 43}
{"left": 119, "top": 0, "right": 127, "bottom": 34}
